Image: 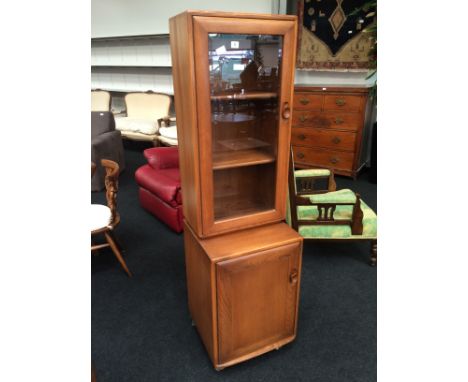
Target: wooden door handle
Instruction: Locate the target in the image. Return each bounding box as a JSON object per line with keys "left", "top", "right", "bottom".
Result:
{"left": 330, "top": 157, "right": 339, "bottom": 164}
{"left": 299, "top": 98, "right": 309, "bottom": 105}
{"left": 282, "top": 102, "right": 291, "bottom": 120}
{"left": 289, "top": 269, "right": 298, "bottom": 284}
{"left": 297, "top": 152, "right": 305, "bottom": 159}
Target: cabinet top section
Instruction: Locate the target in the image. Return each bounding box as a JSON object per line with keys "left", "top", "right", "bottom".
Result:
{"left": 189, "top": 222, "right": 302, "bottom": 262}
{"left": 294, "top": 86, "right": 370, "bottom": 93}
{"left": 170, "top": 10, "right": 297, "bottom": 22}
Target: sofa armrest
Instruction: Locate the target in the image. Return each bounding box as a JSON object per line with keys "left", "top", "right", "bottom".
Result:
{"left": 144, "top": 147, "right": 179, "bottom": 170}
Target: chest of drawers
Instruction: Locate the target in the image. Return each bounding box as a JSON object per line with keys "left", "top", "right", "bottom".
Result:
{"left": 292, "top": 86, "right": 369, "bottom": 179}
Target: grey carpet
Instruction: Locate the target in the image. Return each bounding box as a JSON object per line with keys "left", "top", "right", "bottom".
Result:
{"left": 92, "top": 142, "right": 376, "bottom": 382}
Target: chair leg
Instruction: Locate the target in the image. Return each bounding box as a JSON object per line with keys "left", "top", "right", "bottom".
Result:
{"left": 107, "top": 229, "right": 125, "bottom": 253}
{"left": 104, "top": 231, "right": 132, "bottom": 277}
{"left": 370, "top": 240, "right": 377, "bottom": 267}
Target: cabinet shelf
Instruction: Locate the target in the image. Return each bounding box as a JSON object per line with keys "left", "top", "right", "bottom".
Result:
{"left": 212, "top": 149, "right": 275, "bottom": 170}
{"left": 211, "top": 91, "right": 277, "bottom": 101}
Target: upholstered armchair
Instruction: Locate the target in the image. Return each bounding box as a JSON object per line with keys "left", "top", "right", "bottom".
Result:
{"left": 91, "top": 90, "right": 111, "bottom": 112}
{"left": 115, "top": 92, "right": 172, "bottom": 145}
{"left": 287, "top": 149, "right": 377, "bottom": 265}
{"left": 91, "top": 112, "right": 125, "bottom": 191}
{"left": 134, "top": 147, "right": 183, "bottom": 232}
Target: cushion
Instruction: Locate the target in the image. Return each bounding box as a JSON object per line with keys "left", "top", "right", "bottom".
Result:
{"left": 91, "top": 91, "right": 110, "bottom": 112}
{"left": 125, "top": 93, "right": 171, "bottom": 120}
{"left": 91, "top": 204, "right": 112, "bottom": 232}
{"left": 159, "top": 126, "right": 178, "bottom": 139}
{"left": 295, "top": 169, "right": 331, "bottom": 178}
{"left": 297, "top": 200, "right": 377, "bottom": 239}
{"left": 115, "top": 117, "right": 158, "bottom": 135}
{"left": 158, "top": 136, "right": 178, "bottom": 146}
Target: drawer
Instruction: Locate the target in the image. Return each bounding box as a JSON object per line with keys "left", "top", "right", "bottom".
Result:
{"left": 291, "top": 127, "right": 356, "bottom": 151}
{"left": 323, "top": 94, "right": 363, "bottom": 112}
{"left": 292, "top": 111, "right": 361, "bottom": 131}
{"left": 293, "top": 93, "right": 323, "bottom": 110}
{"left": 292, "top": 146, "right": 354, "bottom": 171}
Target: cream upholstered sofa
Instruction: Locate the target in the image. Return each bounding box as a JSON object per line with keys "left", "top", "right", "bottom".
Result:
{"left": 91, "top": 90, "right": 111, "bottom": 112}
{"left": 115, "top": 92, "right": 172, "bottom": 145}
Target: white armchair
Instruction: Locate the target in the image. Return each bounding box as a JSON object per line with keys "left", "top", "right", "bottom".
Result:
{"left": 115, "top": 92, "right": 172, "bottom": 145}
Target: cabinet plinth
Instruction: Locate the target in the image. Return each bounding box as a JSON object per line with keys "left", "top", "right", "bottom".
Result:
{"left": 184, "top": 221, "right": 303, "bottom": 369}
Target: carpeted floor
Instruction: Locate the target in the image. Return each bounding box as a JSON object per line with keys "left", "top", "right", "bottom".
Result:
{"left": 92, "top": 142, "right": 377, "bottom": 382}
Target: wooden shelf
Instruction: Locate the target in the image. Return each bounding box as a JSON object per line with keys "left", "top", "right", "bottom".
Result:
{"left": 212, "top": 149, "right": 275, "bottom": 170}
{"left": 211, "top": 91, "right": 277, "bottom": 101}
{"left": 214, "top": 196, "right": 272, "bottom": 221}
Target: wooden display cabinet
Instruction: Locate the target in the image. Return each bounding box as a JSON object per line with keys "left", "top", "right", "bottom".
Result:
{"left": 170, "top": 10, "right": 298, "bottom": 238}
{"left": 170, "top": 10, "right": 303, "bottom": 370}
{"left": 184, "top": 222, "right": 303, "bottom": 370}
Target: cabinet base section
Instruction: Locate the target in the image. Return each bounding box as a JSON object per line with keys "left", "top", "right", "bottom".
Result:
{"left": 184, "top": 221, "right": 303, "bottom": 369}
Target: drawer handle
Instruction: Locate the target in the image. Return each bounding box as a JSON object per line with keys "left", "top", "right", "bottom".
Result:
{"left": 289, "top": 269, "right": 298, "bottom": 284}
{"left": 335, "top": 117, "right": 344, "bottom": 124}
{"left": 335, "top": 98, "right": 346, "bottom": 106}
{"left": 332, "top": 137, "right": 341, "bottom": 144}
{"left": 297, "top": 152, "right": 305, "bottom": 159}
{"left": 299, "top": 98, "right": 309, "bottom": 105}
{"left": 299, "top": 115, "right": 307, "bottom": 122}
{"left": 298, "top": 134, "right": 306, "bottom": 140}
{"left": 330, "top": 157, "right": 339, "bottom": 164}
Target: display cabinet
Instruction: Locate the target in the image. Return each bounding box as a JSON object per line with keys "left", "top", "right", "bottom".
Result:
{"left": 170, "top": 10, "right": 302, "bottom": 370}
{"left": 170, "top": 11, "right": 297, "bottom": 238}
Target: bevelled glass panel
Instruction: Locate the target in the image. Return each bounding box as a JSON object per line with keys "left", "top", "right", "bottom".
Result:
{"left": 208, "top": 33, "right": 283, "bottom": 221}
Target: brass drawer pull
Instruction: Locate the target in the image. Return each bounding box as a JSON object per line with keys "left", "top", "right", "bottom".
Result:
{"left": 330, "top": 157, "right": 339, "bottom": 164}
{"left": 335, "top": 117, "right": 344, "bottom": 124}
{"left": 299, "top": 115, "right": 307, "bottom": 122}
{"left": 299, "top": 98, "right": 309, "bottom": 105}
{"left": 332, "top": 137, "right": 341, "bottom": 144}
{"left": 298, "top": 134, "right": 306, "bottom": 140}
{"left": 335, "top": 98, "right": 346, "bottom": 106}
{"left": 297, "top": 152, "right": 305, "bottom": 159}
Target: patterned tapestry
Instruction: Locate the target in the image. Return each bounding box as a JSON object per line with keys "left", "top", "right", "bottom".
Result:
{"left": 297, "top": 0, "right": 376, "bottom": 71}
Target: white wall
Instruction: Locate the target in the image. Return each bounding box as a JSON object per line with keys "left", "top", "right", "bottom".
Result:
{"left": 92, "top": 0, "right": 280, "bottom": 37}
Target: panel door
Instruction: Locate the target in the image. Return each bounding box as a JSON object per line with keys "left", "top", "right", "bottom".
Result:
{"left": 216, "top": 241, "right": 301, "bottom": 365}
{"left": 193, "top": 16, "right": 297, "bottom": 237}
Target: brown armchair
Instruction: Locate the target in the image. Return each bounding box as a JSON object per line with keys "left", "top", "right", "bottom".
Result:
{"left": 91, "top": 112, "right": 125, "bottom": 191}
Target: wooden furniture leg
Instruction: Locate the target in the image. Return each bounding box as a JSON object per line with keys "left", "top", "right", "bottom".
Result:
{"left": 104, "top": 232, "right": 132, "bottom": 277}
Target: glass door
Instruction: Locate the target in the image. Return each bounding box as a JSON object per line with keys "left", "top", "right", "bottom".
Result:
{"left": 194, "top": 16, "right": 296, "bottom": 236}
{"left": 209, "top": 33, "right": 282, "bottom": 221}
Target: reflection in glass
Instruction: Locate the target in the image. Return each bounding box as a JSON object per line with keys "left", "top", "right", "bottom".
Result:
{"left": 208, "top": 34, "right": 283, "bottom": 221}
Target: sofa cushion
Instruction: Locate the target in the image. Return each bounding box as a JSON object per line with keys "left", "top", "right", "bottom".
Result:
{"left": 135, "top": 164, "right": 181, "bottom": 207}
{"left": 159, "top": 126, "right": 178, "bottom": 139}
{"left": 115, "top": 117, "right": 158, "bottom": 135}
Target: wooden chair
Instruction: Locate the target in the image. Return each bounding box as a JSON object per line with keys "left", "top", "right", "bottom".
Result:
{"left": 91, "top": 160, "right": 132, "bottom": 277}
{"left": 287, "top": 149, "right": 377, "bottom": 266}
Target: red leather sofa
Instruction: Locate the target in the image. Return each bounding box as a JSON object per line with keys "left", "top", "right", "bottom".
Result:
{"left": 135, "top": 147, "right": 183, "bottom": 233}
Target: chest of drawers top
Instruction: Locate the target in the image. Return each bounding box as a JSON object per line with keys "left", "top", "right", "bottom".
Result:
{"left": 293, "top": 86, "right": 369, "bottom": 113}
